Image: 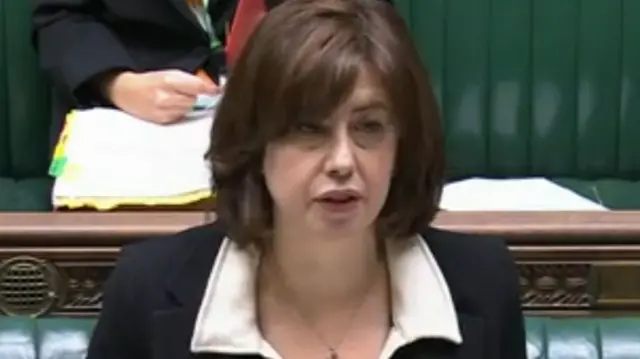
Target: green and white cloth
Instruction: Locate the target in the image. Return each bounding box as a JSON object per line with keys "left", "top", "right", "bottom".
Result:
{"left": 190, "top": 0, "right": 223, "bottom": 49}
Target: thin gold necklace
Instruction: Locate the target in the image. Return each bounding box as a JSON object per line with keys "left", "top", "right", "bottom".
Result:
{"left": 264, "top": 260, "right": 381, "bottom": 359}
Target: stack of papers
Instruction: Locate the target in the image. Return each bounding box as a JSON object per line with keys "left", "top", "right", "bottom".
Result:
{"left": 50, "top": 105, "right": 217, "bottom": 210}
{"left": 440, "top": 177, "right": 608, "bottom": 211}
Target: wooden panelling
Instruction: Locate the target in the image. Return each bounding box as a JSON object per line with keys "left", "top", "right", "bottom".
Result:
{"left": 1, "top": 211, "right": 640, "bottom": 316}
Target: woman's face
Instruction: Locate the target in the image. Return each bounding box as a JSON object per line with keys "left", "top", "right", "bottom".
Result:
{"left": 263, "top": 73, "right": 398, "bottom": 237}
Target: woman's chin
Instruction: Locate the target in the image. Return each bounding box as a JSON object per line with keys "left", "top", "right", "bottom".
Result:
{"left": 307, "top": 213, "right": 373, "bottom": 237}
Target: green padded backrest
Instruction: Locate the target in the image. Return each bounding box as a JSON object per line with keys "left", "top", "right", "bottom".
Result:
{"left": 526, "top": 317, "right": 640, "bottom": 359}
{"left": 395, "top": 0, "right": 640, "bottom": 181}
{"left": 0, "top": 0, "right": 54, "bottom": 211}
{"left": 0, "top": 0, "right": 9, "bottom": 177}
{"left": 0, "top": 317, "right": 94, "bottom": 359}
{"left": 1, "top": 316, "right": 640, "bottom": 358}
{"left": 0, "top": 0, "right": 51, "bottom": 180}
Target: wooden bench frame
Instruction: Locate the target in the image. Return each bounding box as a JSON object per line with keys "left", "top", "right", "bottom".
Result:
{"left": 1, "top": 211, "right": 640, "bottom": 317}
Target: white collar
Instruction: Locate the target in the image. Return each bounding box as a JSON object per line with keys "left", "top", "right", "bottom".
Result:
{"left": 190, "top": 235, "right": 462, "bottom": 356}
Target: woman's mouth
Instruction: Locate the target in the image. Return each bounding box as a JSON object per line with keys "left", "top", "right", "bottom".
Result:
{"left": 315, "top": 190, "right": 362, "bottom": 213}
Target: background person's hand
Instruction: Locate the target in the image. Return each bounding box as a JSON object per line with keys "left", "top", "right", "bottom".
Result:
{"left": 105, "top": 70, "right": 219, "bottom": 124}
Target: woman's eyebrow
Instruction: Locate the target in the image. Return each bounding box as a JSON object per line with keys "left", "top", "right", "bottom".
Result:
{"left": 350, "top": 99, "right": 388, "bottom": 113}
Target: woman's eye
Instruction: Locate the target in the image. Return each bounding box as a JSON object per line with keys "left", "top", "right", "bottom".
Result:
{"left": 284, "top": 122, "right": 329, "bottom": 147}
{"left": 351, "top": 117, "right": 393, "bottom": 147}
{"left": 294, "top": 122, "right": 324, "bottom": 134}
{"left": 356, "top": 120, "right": 385, "bottom": 133}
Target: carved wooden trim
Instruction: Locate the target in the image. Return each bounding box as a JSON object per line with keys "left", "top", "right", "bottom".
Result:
{"left": 2, "top": 211, "right": 640, "bottom": 316}
{"left": 55, "top": 262, "right": 111, "bottom": 316}
{"left": 0, "top": 251, "right": 115, "bottom": 317}
{"left": 1, "top": 258, "right": 639, "bottom": 317}
{"left": 519, "top": 263, "right": 592, "bottom": 309}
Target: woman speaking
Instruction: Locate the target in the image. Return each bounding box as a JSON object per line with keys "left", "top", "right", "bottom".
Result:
{"left": 86, "top": 1, "right": 526, "bottom": 358}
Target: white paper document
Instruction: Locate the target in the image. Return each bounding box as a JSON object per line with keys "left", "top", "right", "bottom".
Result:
{"left": 440, "top": 177, "right": 608, "bottom": 211}
{"left": 51, "top": 107, "right": 215, "bottom": 208}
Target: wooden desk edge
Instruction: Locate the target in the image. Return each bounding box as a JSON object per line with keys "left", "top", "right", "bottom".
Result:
{"left": 1, "top": 211, "right": 639, "bottom": 244}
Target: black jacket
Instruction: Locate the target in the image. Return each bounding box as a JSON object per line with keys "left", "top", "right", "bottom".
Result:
{"left": 86, "top": 222, "right": 526, "bottom": 359}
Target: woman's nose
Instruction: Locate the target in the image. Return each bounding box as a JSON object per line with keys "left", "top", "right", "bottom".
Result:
{"left": 323, "top": 129, "right": 355, "bottom": 180}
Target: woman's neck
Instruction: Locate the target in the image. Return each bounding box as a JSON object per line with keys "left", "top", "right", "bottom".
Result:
{"left": 259, "top": 228, "right": 387, "bottom": 320}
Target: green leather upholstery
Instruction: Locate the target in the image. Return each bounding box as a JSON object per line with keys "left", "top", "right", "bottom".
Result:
{"left": 0, "top": 317, "right": 638, "bottom": 359}
{"left": 0, "top": 317, "right": 93, "bottom": 359}
{"left": 0, "top": 0, "right": 53, "bottom": 211}
{"left": 526, "top": 317, "right": 640, "bottom": 359}
{"left": 395, "top": 0, "right": 640, "bottom": 209}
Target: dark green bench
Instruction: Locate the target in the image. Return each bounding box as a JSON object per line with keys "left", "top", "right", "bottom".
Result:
{"left": 0, "top": 316, "right": 639, "bottom": 359}
{"left": 392, "top": 0, "right": 640, "bottom": 208}
{"left": 0, "top": 0, "right": 52, "bottom": 211}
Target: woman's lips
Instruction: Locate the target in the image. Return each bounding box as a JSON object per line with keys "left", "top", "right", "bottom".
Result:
{"left": 316, "top": 196, "right": 360, "bottom": 213}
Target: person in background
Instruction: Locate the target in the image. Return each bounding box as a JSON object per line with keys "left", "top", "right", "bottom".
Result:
{"left": 85, "top": 0, "right": 526, "bottom": 358}
{"left": 31, "top": 0, "right": 391, "bottom": 137}
{"left": 32, "top": 0, "right": 225, "bottom": 128}
{"left": 30, "top": 0, "right": 291, "bottom": 149}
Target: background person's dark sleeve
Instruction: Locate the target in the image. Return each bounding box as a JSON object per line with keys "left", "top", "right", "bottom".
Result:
{"left": 31, "top": 0, "right": 136, "bottom": 105}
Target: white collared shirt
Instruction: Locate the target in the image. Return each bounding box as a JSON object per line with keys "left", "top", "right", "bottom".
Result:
{"left": 190, "top": 235, "right": 462, "bottom": 359}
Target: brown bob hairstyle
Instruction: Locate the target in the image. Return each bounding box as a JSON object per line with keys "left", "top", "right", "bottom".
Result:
{"left": 207, "top": 0, "right": 444, "bottom": 248}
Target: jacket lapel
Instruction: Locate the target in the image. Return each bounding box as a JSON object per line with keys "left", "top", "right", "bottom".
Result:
{"left": 152, "top": 306, "right": 202, "bottom": 359}
{"left": 453, "top": 312, "right": 485, "bottom": 359}
{"left": 150, "top": 224, "right": 227, "bottom": 359}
